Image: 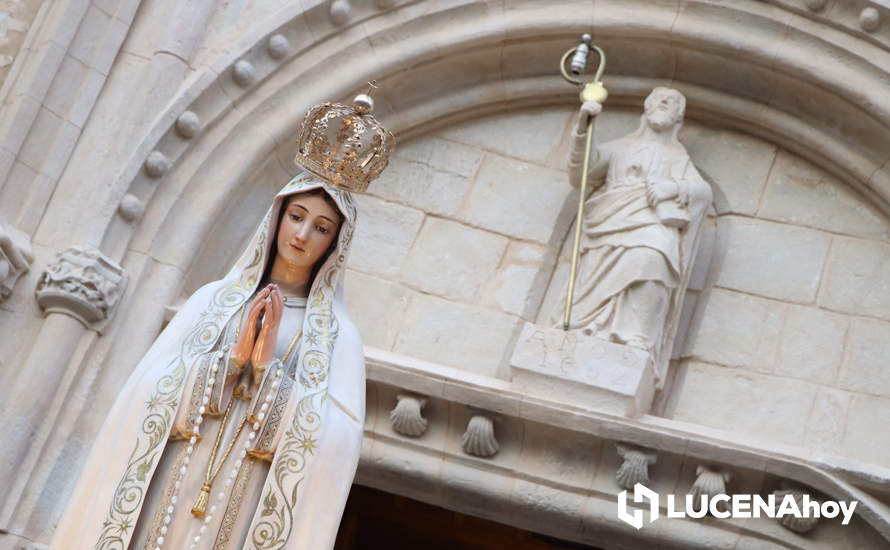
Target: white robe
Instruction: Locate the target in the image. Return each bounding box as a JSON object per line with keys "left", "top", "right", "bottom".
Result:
{"left": 51, "top": 174, "right": 365, "bottom": 550}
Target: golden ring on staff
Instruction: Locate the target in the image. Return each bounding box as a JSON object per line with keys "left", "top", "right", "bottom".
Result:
{"left": 559, "top": 33, "right": 608, "bottom": 331}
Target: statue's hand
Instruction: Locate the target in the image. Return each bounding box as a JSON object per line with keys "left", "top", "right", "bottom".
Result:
{"left": 251, "top": 285, "right": 284, "bottom": 371}
{"left": 646, "top": 179, "right": 679, "bottom": 207}
{"left": 231, "top": 285, "right": 271, "bottom": 368}
{"left": 576, "top": 101, "right": 602, "bottom": 133}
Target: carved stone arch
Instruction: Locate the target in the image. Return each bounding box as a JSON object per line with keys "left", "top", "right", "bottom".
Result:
{"left": 107, "top": 1, "right": 890, "bottom": 276}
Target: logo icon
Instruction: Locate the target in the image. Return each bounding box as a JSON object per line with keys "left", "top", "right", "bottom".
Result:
{"left": 617, "top": 483, "right": 660, "bottom": 529}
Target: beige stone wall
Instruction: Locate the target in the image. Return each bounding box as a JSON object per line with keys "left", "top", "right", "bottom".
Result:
{"left": 0, "top": 0, "right": 44, "bottom": 87}
{"left": 333, "top": 105, "right": 890, "bottom": 468}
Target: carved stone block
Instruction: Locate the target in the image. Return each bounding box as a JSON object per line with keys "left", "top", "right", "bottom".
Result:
{"left": 0, "top": 219, "right": 33, "bottom": 301}
{"left": 510, "top": 322, "right": 655, "bottom": 417}
{"left": 35, "top": 246, "right": 126, "bottom": 332}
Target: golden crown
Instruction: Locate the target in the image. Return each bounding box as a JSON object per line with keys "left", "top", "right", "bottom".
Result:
{"left": 294, "top": 93, "right": 395, "bottom": 193}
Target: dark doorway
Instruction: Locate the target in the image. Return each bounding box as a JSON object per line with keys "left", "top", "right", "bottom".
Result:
{"left": 334, "top": 485, "right": 603, "bottom": 550}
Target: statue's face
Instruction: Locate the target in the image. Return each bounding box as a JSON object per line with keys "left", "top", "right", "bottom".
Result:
{"left": 644, "top": 90, "right": 683, "bottom": 132}
{"left": 276, "top": 192, "right": 341, "bottom": 270}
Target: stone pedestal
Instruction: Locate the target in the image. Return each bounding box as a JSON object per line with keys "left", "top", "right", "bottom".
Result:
{"left": 509, "top": 322, "right": 655, "bottom": 417}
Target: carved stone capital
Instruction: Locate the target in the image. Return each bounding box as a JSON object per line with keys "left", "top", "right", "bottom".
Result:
{"left": 35, "top": 246, "right": 126, "bottom": 332}
{"left": 0, "top": 218, "right": 34, "bottom": 301}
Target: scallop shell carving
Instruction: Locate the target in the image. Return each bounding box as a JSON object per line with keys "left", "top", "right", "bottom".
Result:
{"left": 461, "top": 415, "right": 498, "bottom": 457}
{"left": 691, "top": 466, "right": 731, "bottom": 512}
{"left": 615, "top": 444, "right": 657, "bottom": 489}
{"left": 389, "top": 394, "right": 427, "bottom": 437}
{"left": 774, "top": 488, "right": 820, "bottom": 533}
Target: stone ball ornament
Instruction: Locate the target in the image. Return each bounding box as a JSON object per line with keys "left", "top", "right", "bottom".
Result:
{"left": 860, "top": 7, "right": 881, "bottom": 32}
{"left": 232, "top": 59, "right": 255, "bottom": 87}
{"left": 118, "top": 194, "right": 144, "bottom": 222}
{"left": 144, "top": 150, "right": 171, "bottom": 178}
{"left": 267, "top": 34, "right": 290, "bottom": 59}
{"left": 293, "top": 92, "right": 395, "bottom": 193}
{"left": 330, "top": 0, "right": 351, "bottom": 25}
{"left": 175, "top": 111, "right": 201, "bottom": 139}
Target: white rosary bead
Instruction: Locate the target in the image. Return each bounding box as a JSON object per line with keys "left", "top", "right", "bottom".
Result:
{"left": 161, "top": 525, "right": 168, "bottom": 535}
{"left": 200, "top": 525, "right": 207, "bottom": 534}
{"left": 239, "top": 449, "right": 247, "bottom": 458}
{"left": 208, "top": 377, "right": 216, "bottom": 386}
{"left": 198, "top": 406, "right": 206, "bottom": 414}
{"left": 252, "top": 421, "right": 260, "bottom": 430}
{"left": 204, "top": 514, "right": 213, "bottom": 524}
{"left": 260, "top": 403, "right": 269, "bottom": 411}
{"left": 183, "top": 456, "right": 190, "bottom": 465}
{"left": 167, "top": 505, "right": 174, "bottom": 514}
{"left": 248, "top": 432, "right": 256, "bottom": 441}
{"left": 157, "top": 536, "right": 164, "bottom": 545}
{"left": 194, "top": 535, "right": 201, "bottom": 543}
{"left": 204, "top": 387, "right": 212, "bottom": 397}
{"left": 277, "top": 368, "right": 283, "bottom": 377}
{"left": 217, "top": 491, "right": 225, "bottom": 500}
{"left": 189, "top": 435, "right": 197, "bottom": 445}
{"left": 225, "top": 477, "right": 233, "bottom": 487}
{"left": 257, "top": 412, "right": 266, "bottom": 421}
{"left": 164, "top": 514, "right": 172, "bottom": 525}
{"left": 211, "top": 363, "right": 219, "bottom": 373}
{"left": 235, "top": 459, "right": 243, "bottom": 469}
{"left": 174, "top": 480, "right": 181, "bottom": 489}
{"left": 243, "top": 440, "right": 252, "bottom": 449}
{"left": 179, "top": 466, "right": 187, "bottom": 475}
{"left": 193, "top": 426, "right": 200, "bottom": 436}
{"left": 194, "top": 416, "right": 203, "bottom": 425}
{"left": 202, "top": 396, "right": 210, "bottom": 405}
{"left": 186, "top": 445, "right": 194, "bottom": 455}
{"left": 210, "top": 505, "right": 218, "bottom": 514}
{"left": 171, "top": 495, "right": 177, "bottom": 505}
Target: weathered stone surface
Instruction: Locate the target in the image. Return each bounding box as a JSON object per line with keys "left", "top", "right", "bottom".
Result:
{"left": 349, "top": 194, "right": 425, "bottom": 278}
{"left": 843, "top": 393, "right": 890, "bottom": 467}
{"left": 439, "top": 107, "right": 572, "bottom": 165}
{"left": 774, "top": 305, "right": 847, "bottom": 385}
{"left": 344, "top": 270, "right": 412, "bottom": 351}
{"left": 482, "top": 241, "right": 555, "bottom": 319}
{"left": 713, "top": 216, "right": 830, "bottom": 303}
{"left": 684, "top": 288, "right": 781, "bottom": 373}
{"left": 459, "top": 155, "right": 574, "bottom": 245}
{"left": 394, "top": 293, "right": 520, "bottom": 377}
{"left": 819, "top": 236, "right": 890, "bottom": 321}
{"left": 837, "top": 318, "right": 890, "bottom": 398}
{"left": 680, "top": 123, "right": 777, "bottom": 215}
{"left": 804, "top": 387, "right": 851, "bottom": 452}
{"left": 401, "top": 217, "right": 508, "bottom": 302}
{"left": 759, "top": 151, "right": 890, "bottom": 240}
{"left": 370, "top": 137, "right": 482, "bottom": 217}
{"left": 670, "top": 361, "right": 818, "bottom": 446}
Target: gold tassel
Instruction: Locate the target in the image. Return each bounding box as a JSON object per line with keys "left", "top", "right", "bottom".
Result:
{"left": 191, "top": 483, "right": 211, "bottom": 518}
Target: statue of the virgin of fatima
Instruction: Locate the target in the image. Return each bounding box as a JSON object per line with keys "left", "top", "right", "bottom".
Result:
{"left": 51, "top": 95, "right": 394, "bottom": 550}
{"left": 550, "top": 87, "right": 713, "bottom": 381}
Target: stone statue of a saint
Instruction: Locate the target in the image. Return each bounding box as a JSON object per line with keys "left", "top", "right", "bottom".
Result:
{"left": 551, "top": 87, "right": 712, "bottom": 380}
{"left": 52, "top": 93, "right": 395, "bottom": 549}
